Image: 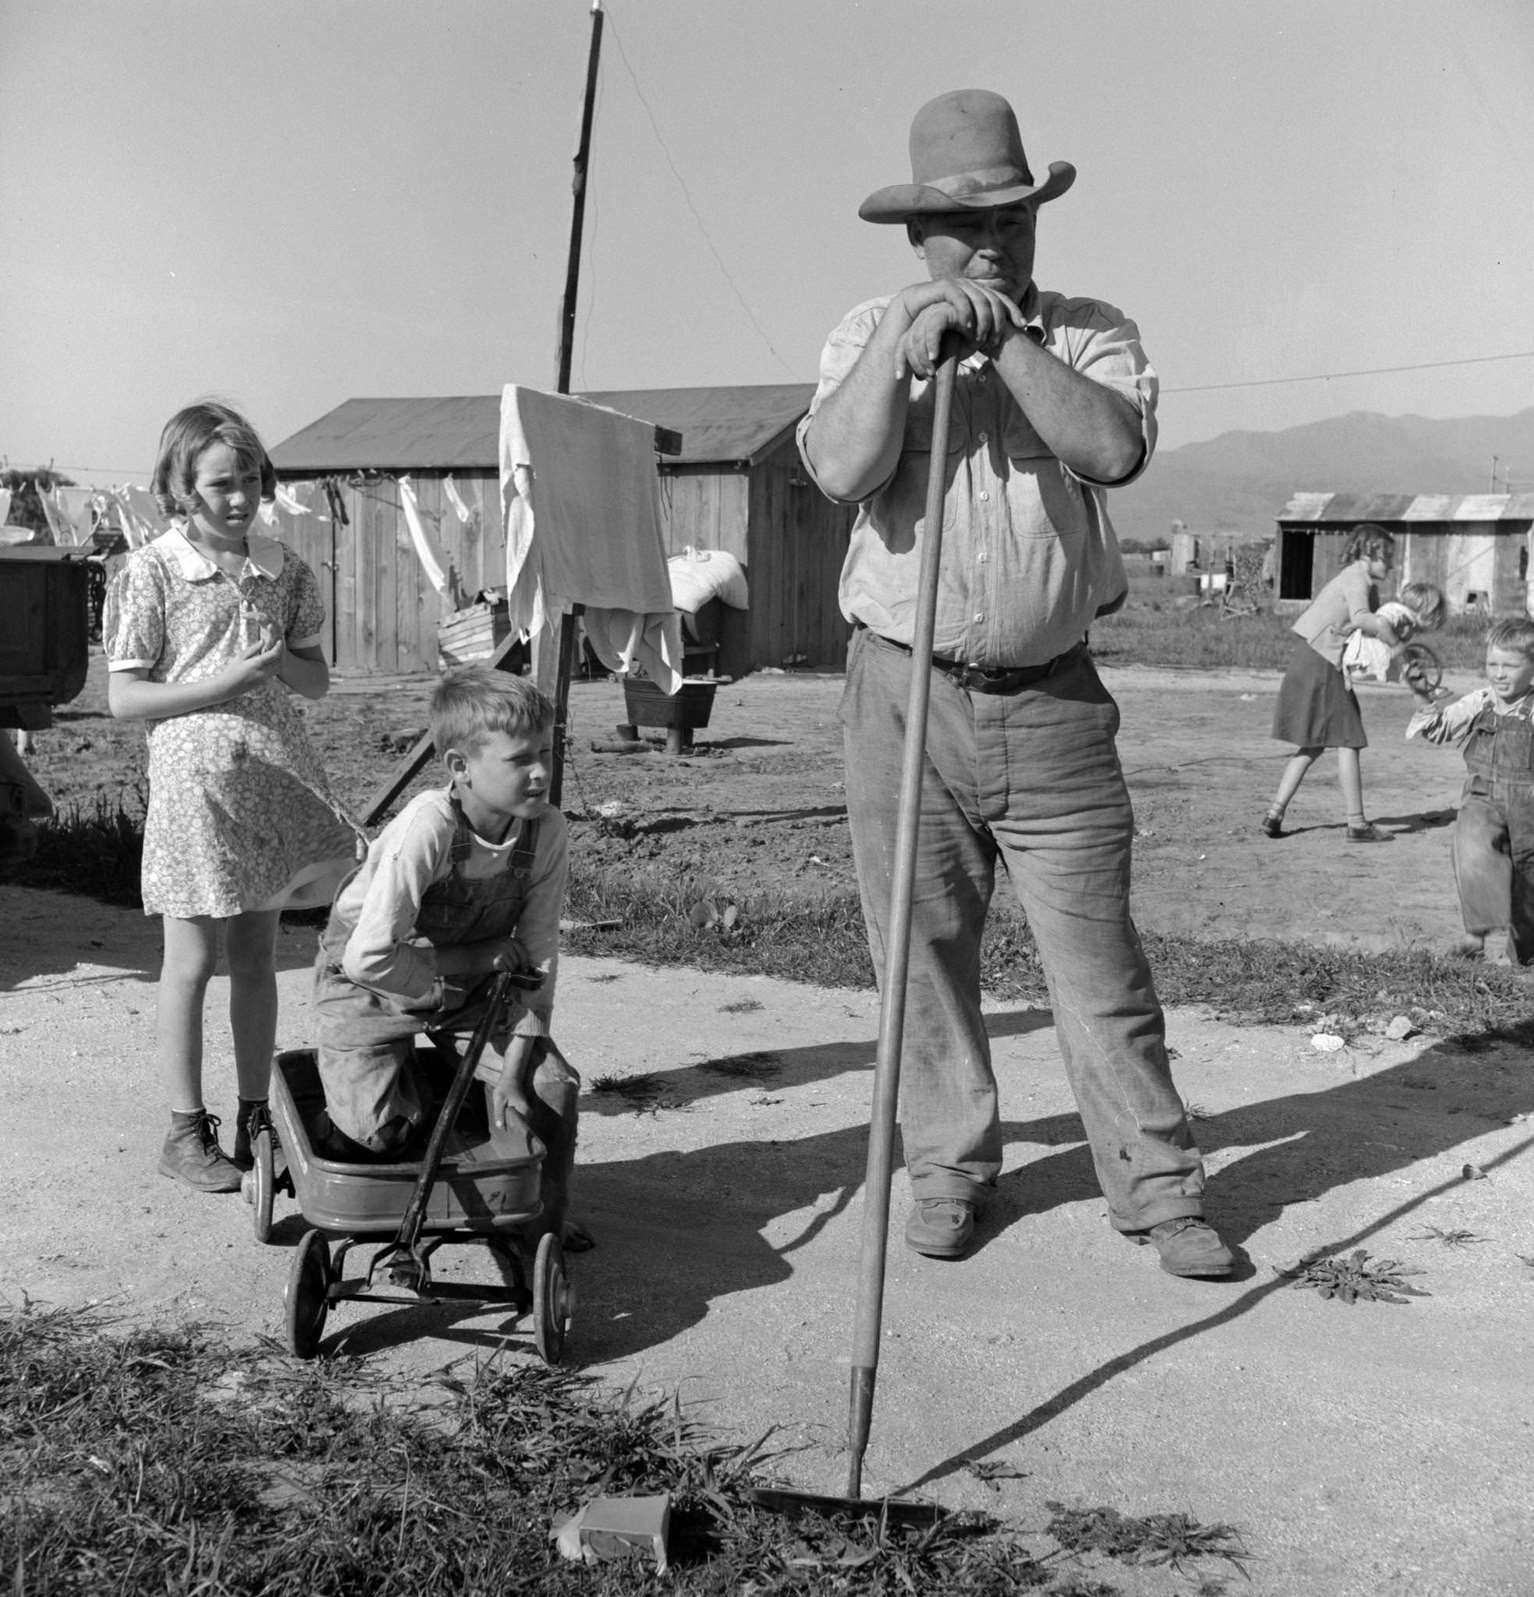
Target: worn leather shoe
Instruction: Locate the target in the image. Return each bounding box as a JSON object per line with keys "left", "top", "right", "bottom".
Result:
{"left": 903, "top": 1198, "right": 976, "bottom": 1259}
{"left": 1259, "top": 814, "right": 1285, "bottom": 839}
{"left": 1134, "top": 1217, "right": 1235, "bottom": 1278}
{"left": 158, "top": 1110, "right": 243, "bottom": 1194}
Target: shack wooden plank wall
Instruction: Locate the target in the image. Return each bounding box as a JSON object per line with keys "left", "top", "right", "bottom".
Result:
{"left": 1276, "top": 521, "right": 1534, "bottom": 616}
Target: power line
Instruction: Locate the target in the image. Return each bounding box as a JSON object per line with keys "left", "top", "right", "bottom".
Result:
{"left": 604, "top": 12, "right": 797, "bottom": 381}
{"left": 1166, "top": 349, "right": 1534, "bottom": 394}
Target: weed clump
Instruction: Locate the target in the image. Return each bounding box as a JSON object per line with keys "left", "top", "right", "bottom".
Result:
{"left": 1045, "top": 1500, "right": 1250, "bottom": 1577}
{"left": 1278, "top": 1248, "right": 1431, "bottom": 1305}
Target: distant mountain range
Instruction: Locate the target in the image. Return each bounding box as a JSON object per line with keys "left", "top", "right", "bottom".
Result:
{"left": 1112, "top": 407, "right": 1534, "bottom": 545}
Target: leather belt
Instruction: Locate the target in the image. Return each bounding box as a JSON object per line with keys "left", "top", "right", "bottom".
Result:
{"left": 868, "top": 630, "right": 1083, "bottom": 694}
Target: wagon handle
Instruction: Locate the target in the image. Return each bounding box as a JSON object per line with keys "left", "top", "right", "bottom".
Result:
{"left": 385, "top": 971, "right": 518, "bottom": 1287}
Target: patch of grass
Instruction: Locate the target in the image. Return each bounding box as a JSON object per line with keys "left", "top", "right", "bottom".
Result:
{"left": 1090, "top": 591, "right": 1492, "bottom": 675}
{"left": 1278, "top": 1249, "right": 1431, "bottom": 1305}
{"left": 719, "top": 998, "right": 765, "bottom": 1014}
{"left": 566, "top": 868, "right": 1534, "bottom": 1043}
{"left": 11, "top": 793, "right": 146, "bottom": 906}
{"left": 17, "top": 791, "right": 1534, "bottom": 1048}
{"left": 1044, "top": 1501, "right": 1250, "bottom": 1578}
{"left": 5, "top": 1302, "right": 1123, "bottom": 1596}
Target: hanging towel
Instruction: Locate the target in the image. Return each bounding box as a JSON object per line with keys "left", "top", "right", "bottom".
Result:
{"left": 0, "top": 489, "right": 12, "bottom": 528}
{"left": 443, "top": 475, "right": 474, "bottom": 524}
{"left": 274, "top": 484, "right": 312, "bottom": 516}
{"left": 398, "top": 475, "right": 452, "bottom": 600}
{"left": 499, "top": 385, "right": 682, "bottom": 691}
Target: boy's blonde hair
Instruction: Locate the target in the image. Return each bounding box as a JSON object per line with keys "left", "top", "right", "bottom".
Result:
{"left": 1484, "top": 617, "right": 1534, "bottom": 662}
{"left": 152, "top": 400, "right": 276, "bottom": 520}
{"left": 1396, "top": 581, "right": 1446, "bottom": 632}
{"left": 429, "top": 666, "right": 554, "bottom": 758}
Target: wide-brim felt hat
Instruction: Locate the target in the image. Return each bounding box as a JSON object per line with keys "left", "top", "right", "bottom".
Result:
{"left": 859, "top": 88, "right": 1075, "bottom": 223}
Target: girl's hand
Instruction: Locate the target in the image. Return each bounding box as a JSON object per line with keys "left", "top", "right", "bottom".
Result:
{"left": 223, "top": 635, "right": 285, "bottom": 697}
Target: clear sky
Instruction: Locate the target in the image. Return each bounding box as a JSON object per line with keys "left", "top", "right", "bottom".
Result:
{"left": 4, "top": 0, "right": 1532, "bottom": 487}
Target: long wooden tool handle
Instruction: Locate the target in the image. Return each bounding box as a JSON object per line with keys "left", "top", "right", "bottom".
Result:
{"left": 846, "top": 348, "right": 958, "bottom": 1498}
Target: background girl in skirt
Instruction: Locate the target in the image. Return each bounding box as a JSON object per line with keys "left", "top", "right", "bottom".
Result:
{"left": 1261, "top": 523, "right": 1410, "bottom": 843}
{"left": 106, "top": 401, "right": 360, "bottom": 1194}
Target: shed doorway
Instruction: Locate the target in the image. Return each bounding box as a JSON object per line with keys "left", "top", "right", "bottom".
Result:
{"left": 1279, "top": 530, "right": 1314, "bottom": 601}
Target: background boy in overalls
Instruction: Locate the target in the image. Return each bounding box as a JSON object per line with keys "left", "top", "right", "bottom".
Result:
{"left": 1408, "top": 617, "right": 1534, "bottom": 965}
{"left": 313, "top": 666, "right": 578, "bottom": 1237}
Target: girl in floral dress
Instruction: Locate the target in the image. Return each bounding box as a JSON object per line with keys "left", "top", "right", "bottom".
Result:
{"left": 105, "top": 401, "right": 360, "bottom": 1193}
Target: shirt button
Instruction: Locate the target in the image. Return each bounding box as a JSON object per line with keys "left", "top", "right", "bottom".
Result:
{"left": 979, "top": 491, "right": 990, "bottom": 502}
{"left": 977, "top": 431, "right": 988, "bottom": 444}
{"left": 977, "top": 551, "right": 988, "bottom": 563}
{"left": 973, "top": 612, "right": 985, "bottom": 623}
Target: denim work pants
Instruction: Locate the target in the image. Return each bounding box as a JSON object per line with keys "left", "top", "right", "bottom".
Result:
{"left": 840, "top": 629, "right": 1205, "bottom": 1232}
{"left": 1451, "top": 775, "right": 1534, "bottom": 964}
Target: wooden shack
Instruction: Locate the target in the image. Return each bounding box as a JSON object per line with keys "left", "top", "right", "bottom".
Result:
{"left": 1273, "top": 492, "right": 1534, "bottom": 615}
{"left": 267, "top": 387, "right": 856, "bottom": 679}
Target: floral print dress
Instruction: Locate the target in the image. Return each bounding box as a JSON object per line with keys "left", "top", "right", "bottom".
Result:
{"left": 104, "top": 525, "right": 361, "bottom": 919}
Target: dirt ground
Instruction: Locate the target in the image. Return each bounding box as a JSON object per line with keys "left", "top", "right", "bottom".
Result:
{"left": 559, "top": 657, "right": 1480, "bottom": 957}
{"left": 5, "top": 660, "right": 1531, "bottom": 1594}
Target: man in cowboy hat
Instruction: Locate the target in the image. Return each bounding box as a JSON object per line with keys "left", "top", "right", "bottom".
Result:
{"left": 798, "top": 89, "right": 1233, "bottom": 1278}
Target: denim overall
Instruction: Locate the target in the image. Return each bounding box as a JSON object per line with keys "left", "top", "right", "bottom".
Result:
{"left": 314, "top": 804, "right": 578, "bottom": 1232}
{"left": 1452, "top": 703, "right": 1534, "bottom": 963}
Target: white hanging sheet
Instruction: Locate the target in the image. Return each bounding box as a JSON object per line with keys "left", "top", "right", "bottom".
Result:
{"left": 499, "top": 385, "right": 681, "bottom": 692}
{"left": 398, "top": 475, "right": 452, "bottom": 599}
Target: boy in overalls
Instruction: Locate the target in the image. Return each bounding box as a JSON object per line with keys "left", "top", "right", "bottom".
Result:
{"left": 1408, "top": 617, "right": 1534, "bottom": 965}
{"left": 313, "top": 666, "right": 578, "bottom": 1237}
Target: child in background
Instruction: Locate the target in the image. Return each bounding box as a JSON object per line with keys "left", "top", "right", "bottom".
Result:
{"left": 1262, "top": 523, "right": 1408, "bottom": 842}
{"left": 312, "top": 667, "right": 580, "bottom": 1242}
{"left": 1407, "top": 616, "right": 1534, "bottom": 965}
{"left": 106, "top": 401, "right": 359, "bottom": 1193}
{"left": 1342, "top": 580, "right": 1447, "bottom": 687}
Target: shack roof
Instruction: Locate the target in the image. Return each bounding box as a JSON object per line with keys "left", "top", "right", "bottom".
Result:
{"left": 1278, "top": 491, "right": 1534, "bottom": 525}
{"left": 270, "top": 386, "right": 815, "bottom": 475}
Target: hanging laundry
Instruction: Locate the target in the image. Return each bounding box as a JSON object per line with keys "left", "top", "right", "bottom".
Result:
{"left": 443, "top": 475, "right": 474, "bottom": 524}
{"left": 499, "top": 385, "right": 682, "bottom": 692}
{"left": 54, "top": 487, "right": 102, "bottom": 544}
{"left": 119, "top": 486, "right": 173, "bottom": 544}
{"left": 0, "top": 489, "right": 12, "bottom": 527}
{"left": 398, "top": 475, "right": 453, "bottom": 600}
{"left": 667, "top": 546, "right": 749, "bottom": 614}
{"left": 274, "top": 484, "right": 311, "bottom": 516}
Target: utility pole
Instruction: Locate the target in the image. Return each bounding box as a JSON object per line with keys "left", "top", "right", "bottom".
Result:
{"left": 546, "top": 0, "right": 604, "bottom": 806}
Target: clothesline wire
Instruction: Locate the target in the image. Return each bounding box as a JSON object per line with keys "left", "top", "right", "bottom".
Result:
{"left": 603, "top": 12, "right": 798, "bottom": 383}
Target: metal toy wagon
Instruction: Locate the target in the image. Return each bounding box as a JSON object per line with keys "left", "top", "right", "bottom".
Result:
{"left": 243, "top": 971, "right": 572, "bottom": 1363}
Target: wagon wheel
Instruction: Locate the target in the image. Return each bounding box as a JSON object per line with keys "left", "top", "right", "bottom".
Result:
{"left": 251, "top": 1126, "right": 276, "bottom": 1244}
{"left": 285, "top": 1230, "right": 332, "bottom": 1359}
{"left": 532, "top": 1232, "right": 571, "bottom": 1365}
{"left": 1402, "top": 641, "right": 1443, "bottom": 692}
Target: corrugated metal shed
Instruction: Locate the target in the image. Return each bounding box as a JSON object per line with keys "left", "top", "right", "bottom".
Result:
{"left": 269, "top": 386, "right": 814, "bottom": 474}
{"left": 1278, "top": 491, "right": 1534, "bottom": 524}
